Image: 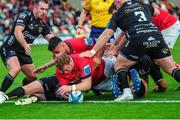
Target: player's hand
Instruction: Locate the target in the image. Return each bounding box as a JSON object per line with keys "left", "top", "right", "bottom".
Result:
{"left": 76, "top": 27, "right": 83, "bottom": 35}
{"left": 24, "top": 44, "right": 31, "bottom": 56}
{"left": 80, "top": 50, "right": 94, "bottom": 58}
{"left": 56, "top": 85, "right": 71, "bottom": 99}
{"left": 33, "top": 65, "right": 46, "bottom": 74}
{"left": 93, "top": 57, "right": 101, "bottom": 70}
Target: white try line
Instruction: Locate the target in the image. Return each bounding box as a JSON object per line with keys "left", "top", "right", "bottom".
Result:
{"left": 4, "top": 100, "right": 180, "bottom": 104}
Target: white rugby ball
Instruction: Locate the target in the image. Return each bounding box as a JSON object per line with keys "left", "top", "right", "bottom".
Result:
{"left": 68, "top": 91, "right": 84, "bottom": 103}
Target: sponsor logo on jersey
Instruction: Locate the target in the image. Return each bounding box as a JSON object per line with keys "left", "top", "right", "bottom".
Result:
{"left": 148, "top": 36, "right": 155, "bottom": 41}
{"left": 28, "top": 24, "right": 34, "bottom": 30}
{"left": 83, "top": 65, "right": 91, "bottom": 75}
{"left": 19, "top": 13, "right": 26, "bottom": 18}
{"left": 17, "top": 19, "right": 24, "bottom": 23}
{"left": 162, "top": 48, "right": 169, "bottom": 54}
{"left": 23, "top": 31, "right": 37, "bottom": 40}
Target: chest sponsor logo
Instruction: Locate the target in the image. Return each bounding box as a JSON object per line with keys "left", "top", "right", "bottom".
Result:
{"left": 23, "top": 31, "right": 37, "bottom": 40}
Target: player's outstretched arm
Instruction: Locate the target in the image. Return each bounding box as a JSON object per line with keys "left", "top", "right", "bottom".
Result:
{"left": 80, "top": 29, "right": 114, "bottom": 58}
{"left": 33, "top": 59, "right": 55, "bottom": 74}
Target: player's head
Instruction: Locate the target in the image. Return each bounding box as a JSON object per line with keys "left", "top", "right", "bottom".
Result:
{"left": 48, "top": 36, "right": 65, "bottom": 58}
{"left": 33, "top": 0, "right": 49, "bottom": 20}
{"left": 55, "top": 53, "right": 74, "bottom": 73}
{"left": 114, "top": 0, "right": 123, "bottom": 9}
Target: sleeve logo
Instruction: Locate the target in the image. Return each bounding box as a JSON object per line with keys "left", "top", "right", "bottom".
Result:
{"left": 83, "top": 65, "right": 91, "bottom": 75}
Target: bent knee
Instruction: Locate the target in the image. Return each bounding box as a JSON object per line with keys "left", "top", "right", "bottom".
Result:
{"left": 9, "top": 67, "right": 21, "bottom": 77}
{"left": 26, "top": 74, "right": 37, "bottom": 82}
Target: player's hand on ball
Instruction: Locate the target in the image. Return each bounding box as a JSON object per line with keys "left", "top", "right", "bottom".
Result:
{"left": 56, "top": 85, "right": 71, "bottom": 99}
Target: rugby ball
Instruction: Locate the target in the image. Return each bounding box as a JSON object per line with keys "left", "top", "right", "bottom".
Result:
{"left": 68, "top": 91, "right": 84, "bottom": 103}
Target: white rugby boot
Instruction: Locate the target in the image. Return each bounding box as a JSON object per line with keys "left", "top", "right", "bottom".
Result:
{"left": 0, "top": 94, "right": 9, "bottom": 104}
{"left": 15, "top": 96, "right": 38, "bottom": 105}
{"left": 114, "top": 88, "right": 134, "bottom": 102}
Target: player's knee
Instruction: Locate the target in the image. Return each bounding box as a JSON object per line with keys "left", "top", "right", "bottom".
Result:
{"left": 26, "top": 74, "right": 37, "bottom": 81}
{"left": 9, "top": 67, "right": 21, "bottom": 76}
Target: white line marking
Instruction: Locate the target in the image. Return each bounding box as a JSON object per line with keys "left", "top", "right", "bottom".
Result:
{"left": 4, "top": 100, "right": 180, "bottom": 104}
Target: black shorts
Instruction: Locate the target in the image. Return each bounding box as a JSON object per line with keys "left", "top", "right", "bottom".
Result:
{"left": 38, "top": 75, "right": 64, "bottom": 101}
{"left": 0, "top": 44, "right": 33, "bottom": 66}
{"left": 130, "top": 55, "right": 153, "bottom": 82}
{"left": 121, "top": 35, "right": 171, "bottom": 61}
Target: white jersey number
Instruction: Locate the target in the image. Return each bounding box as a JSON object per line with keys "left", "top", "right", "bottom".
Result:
{"left": 134, "top": 11, "right": 147, "bottom": 22}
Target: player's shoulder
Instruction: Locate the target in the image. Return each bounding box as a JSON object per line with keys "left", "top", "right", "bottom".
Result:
{"left": 18, "top": 9, "right": 33, "bottom": 18}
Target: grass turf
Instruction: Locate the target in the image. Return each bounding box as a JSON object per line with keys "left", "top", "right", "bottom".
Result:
{"left": 0, "top": 37, "right": 180, "bottom": 119}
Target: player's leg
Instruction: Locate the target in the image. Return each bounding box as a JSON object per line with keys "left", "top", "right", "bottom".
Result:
{"left": 0, "top": 55, "right": 21, "bottom": 93}
{"left": 0, "top": 80, "right": 43, "bottom": 104}
{"left": 114, "top": 54, "right": 136, "bottom": 101}
{"left": 149, "top": 62, "right": 167, "bottom": 92}
{"left": 0, "top": 75, "right": 59, "bottom": 104}
{"left": 154, "top": 56, "right": 180, "bottom": 82}
{"left": 21, "top": 64, "right": 37, "bottom": 85}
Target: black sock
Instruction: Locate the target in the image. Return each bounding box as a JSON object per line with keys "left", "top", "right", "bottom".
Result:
{"left": 22, "top": 78, "right": 31, "bottom": 86}
{"left": 135, "top": 81, "right": 146, "bottom": 98}
{"left": 149, "top": 63, "right": 163, "bottom": 83}
{"left": 116, "top": 68, "right": 129, "bottom": 90}
{"left": 0, "top": 74, "right": 14, "bottom": 92}
{"left": 172, "top": 68, "right": 180, "bottom": 82}
{"left": 6, "top": 87, "right": 25, "bottom": 99}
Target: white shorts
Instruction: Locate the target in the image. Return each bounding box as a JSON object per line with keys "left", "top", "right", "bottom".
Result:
{"left": 93, "top": 57, "right": 116, "bottom": 91}
{"left": 161, "top": 20, "right": 180, "bottom": 49}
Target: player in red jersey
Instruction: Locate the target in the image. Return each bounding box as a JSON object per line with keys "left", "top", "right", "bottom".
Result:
{"left": 33, "top": 36, "right": 96, "bottom": 74}
{"left": 0, "top": 52, "right": 115, "bottom": 104}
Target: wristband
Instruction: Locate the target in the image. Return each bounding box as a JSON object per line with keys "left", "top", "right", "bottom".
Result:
{"left": 90, "top": 49, "right": 96, "bottom": 56}
{"left": 71, "top": 85, "right": 76, "bottom": 91}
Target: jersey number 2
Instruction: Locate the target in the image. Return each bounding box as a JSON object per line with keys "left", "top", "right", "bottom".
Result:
{"left": 134, "top": 11, "right": 147, "bottom": 22}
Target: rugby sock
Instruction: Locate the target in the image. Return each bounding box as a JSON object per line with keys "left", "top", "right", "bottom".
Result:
{"left": 115, "top": 68, "right": 130, "bottom": 90}
{"left": 172, "top": 68, "right": 180, "bottom": 82}
{"left": 0, "top": 74, "right": 14, "bottom": 92}
{"left": 6, "top": 87, "right": 25, "bottom": 99}
{"left": 149, "top": 63, "right": 163, "bottom": 82}
{"left": 135, "top": 81, "right": 145, "bottom": 98}
{"left": 22, "top": 78, "right": 31, "bottom": 86}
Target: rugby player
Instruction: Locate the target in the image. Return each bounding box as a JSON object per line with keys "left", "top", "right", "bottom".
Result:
{"left": 0, "top": 0, "right": 54, "bottom": 95}
{"left": 80, "top": 0, "right": 180, "bottom": 101}
{"left": 33, "top": 36, "right": 96, "bottom": 74}
{"left": 0, "top": 52, "right": 115, "bottom": 104}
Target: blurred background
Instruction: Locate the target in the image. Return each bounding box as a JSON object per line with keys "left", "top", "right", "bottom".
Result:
{"left": 0, "top": 0, "right": 179, "bottom": 45}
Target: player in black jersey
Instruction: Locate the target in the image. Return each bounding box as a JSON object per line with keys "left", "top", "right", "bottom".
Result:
{"left": 80, "top": 0, "right": 180, "bottom": 101}
{"left": 0, "top": 0, "right": 54, "bottom": 95}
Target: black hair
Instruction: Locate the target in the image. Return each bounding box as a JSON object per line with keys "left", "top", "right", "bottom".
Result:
{"left": 34, "top": 0, "right": 49, "bottom": 4}
{"left": 48, "top": 36, "right": 63, "bottom": 51}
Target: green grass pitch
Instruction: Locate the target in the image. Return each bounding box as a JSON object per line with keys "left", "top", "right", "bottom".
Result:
{"left": 0, "top": 38, "right": 180, "bottom": 119}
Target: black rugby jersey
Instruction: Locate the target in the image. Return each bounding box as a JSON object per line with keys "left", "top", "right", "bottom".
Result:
{"left": 107, "top": 1, "right": 161, "bottom": 39}
{"left": 4, "top": 9, "right": 51, "bottom": 51}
